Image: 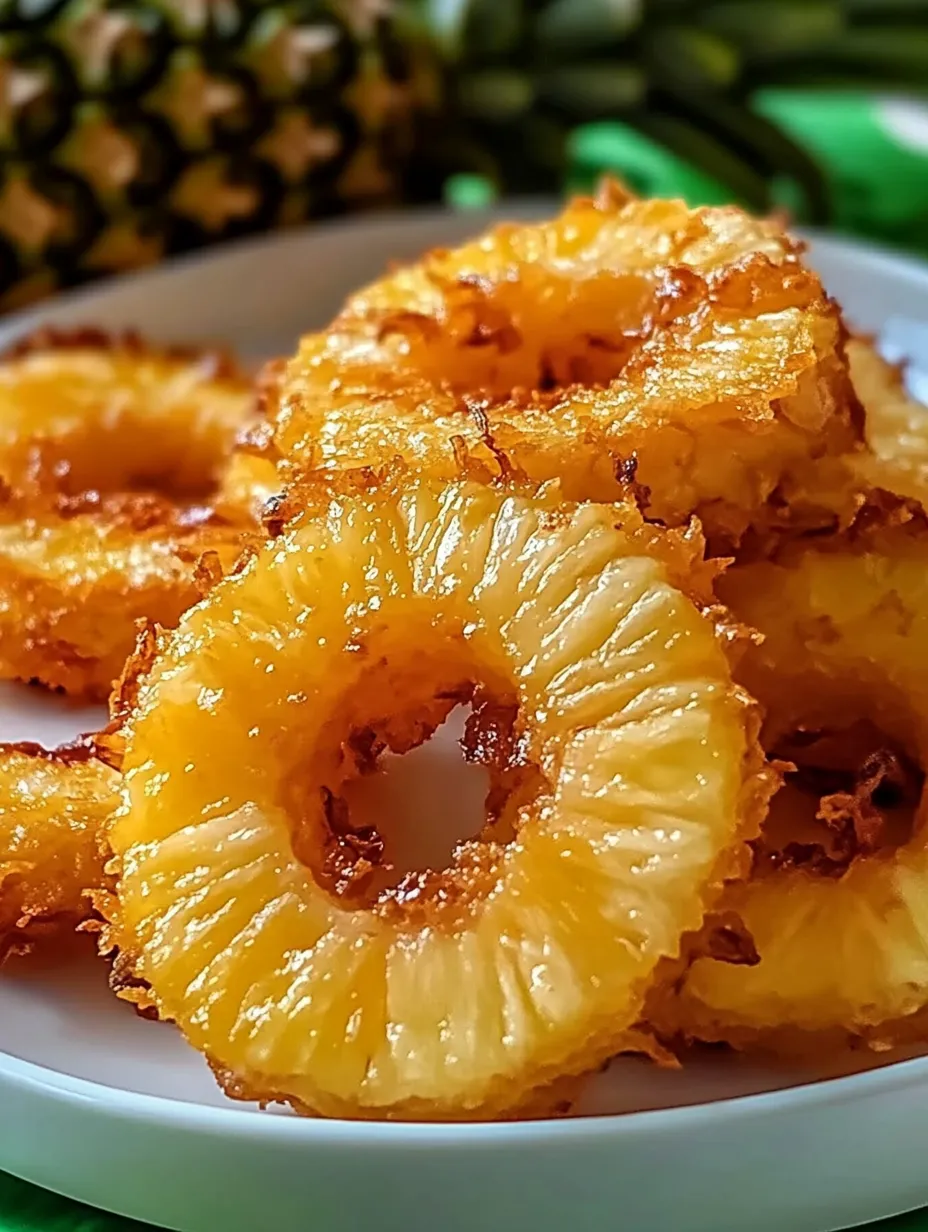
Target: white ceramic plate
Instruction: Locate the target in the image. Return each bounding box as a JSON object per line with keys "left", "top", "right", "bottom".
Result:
{"left": 2, "top": 210, "right": 928, "bottom": 1232}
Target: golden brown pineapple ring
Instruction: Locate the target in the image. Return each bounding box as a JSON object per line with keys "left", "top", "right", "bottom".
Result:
{"left": 102, "top": 472, "right": 770, "bottom": 1120}
{"left": 0, "top": 491, "right": 254, "bottom": 699}
{"left": 275, "top": 189, "right": 859, "bottom": 548}
{"left": 0, "top": 329, "right": 251, "bottom": 497}
{"left": 0, "top": 330, "right": 278, "bottom": 699}
{"left": 651, "top": 513, "right": 928, "bottom": 1048}
{"left": 0, "top": 741, "right": 117, "bottom": 957}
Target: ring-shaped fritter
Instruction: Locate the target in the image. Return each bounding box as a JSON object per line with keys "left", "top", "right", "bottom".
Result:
{"left": 102, "top": 472, "right": 770, "bottom": 1120}
{"left": 274, "top": 188, "right": 859, "bottom": 548}
{"left": 0, "top": 741, "right": 117, "bottom": 957}
{"left": 0, "top": 329, "right": 251, "bottom": 497}
{"left": 651, "top": 513, "right": 928, "bottom": 1048}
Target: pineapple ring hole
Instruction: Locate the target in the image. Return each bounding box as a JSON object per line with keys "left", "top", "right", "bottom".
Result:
{"left": 337, "top": 704, "right": 494, "bottom": 898}
{"left": 755, "top": 720, "right": 925, "bottom": 875}
{"left": 284, "top": 648, "right": 546, "bottom": 914}
{"left": 413, "top": 292, "right": 646, "bottom": 400}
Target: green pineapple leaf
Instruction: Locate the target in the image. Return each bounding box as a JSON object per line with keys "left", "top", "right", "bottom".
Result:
{"left": 649, "top": 85, "right": 832, "bottom": 219}
{"left": 534, "top": 0, "right": 642, "bottom": 57}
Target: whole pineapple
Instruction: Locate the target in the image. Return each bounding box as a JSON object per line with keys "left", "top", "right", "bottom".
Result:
{"left": 0, "top": 0, "right": 922, "bottom": 306}
{"left": 0, "top": 0, "right": 419, "bottom": 307}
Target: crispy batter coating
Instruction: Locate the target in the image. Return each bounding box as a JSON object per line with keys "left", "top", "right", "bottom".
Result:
{"left": 213, "top": 449, "right": 280, "bottom": 524}
{"left": 99, "top": 471, "right": 771, "bottom": 1120}
{"left": 650, "top": 512, "right": 928, "bottom": 1048}
{"left": 0, "top": 491, "right": 249, "bottom": 698}
{"left": 0, "top": 741, "right": 117, "bottom": 956}
{"left": 0, "top": 332, "right": 273, "bottom": 699}
{"left": 849, "top": 336, "right": 928, "bottom": 509}
{"left": 274, "top": 188, "right": 859, "bottom": 548}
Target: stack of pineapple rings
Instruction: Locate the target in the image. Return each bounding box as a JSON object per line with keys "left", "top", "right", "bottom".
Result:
{"left": 3, "top": 186, "right": 928, "bottom": 1121}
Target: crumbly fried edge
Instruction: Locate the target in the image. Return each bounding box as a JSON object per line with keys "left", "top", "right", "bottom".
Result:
{"left": 644, "top": 493, "right": 928, "bottom": 1056}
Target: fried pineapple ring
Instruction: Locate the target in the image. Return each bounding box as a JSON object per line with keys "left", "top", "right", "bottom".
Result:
{"left": 0, "top": 742, "right": 116, "bottom": 956}
{"left": 652, "top": 514, "right": 928, "bottom": 1047}
{"left": 100, "top": 472, "right": 770, "bottom": 1120}
{"left": 848, "top": 336, "right": 928, "bottom": 508}
{"left": 0, "top": 329, "right": 251, "bottom": 497}
{"left": 0, "top": 332, "right": 277, "bottom": 698}
{"left": 275, "top": 188, "right": 858, "bottom": 547}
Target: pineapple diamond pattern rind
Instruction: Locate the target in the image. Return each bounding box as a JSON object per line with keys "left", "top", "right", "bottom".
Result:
{"left": 0, "top": 0, "right": 417, "bottom": 307}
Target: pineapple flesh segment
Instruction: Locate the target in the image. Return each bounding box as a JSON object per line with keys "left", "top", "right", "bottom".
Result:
{"left": 0, "top": 744, "right": 116, "bottom": 951}
{"left": 655, "top": 521, "right": 928, "bottom": 1045}
{"left": 107, "top": 474, "right": 766, "bottom": 1120}
{"left": 275, "top": 192, "right": 858, "bottom": 547}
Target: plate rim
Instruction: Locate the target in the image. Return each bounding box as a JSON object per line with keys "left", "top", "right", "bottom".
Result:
{"left": 4, "top": 210, "right": 928, "bottom": 1146}
{"left": 3, "top": 1036, "right": 928, "bottom": 1143}
{"left": 0, "top": 203, "right": 545, "bottom": 345}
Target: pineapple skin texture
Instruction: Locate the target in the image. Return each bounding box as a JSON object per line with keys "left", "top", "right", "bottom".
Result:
{"left": 275, "top": 192, "right": 860, "bottom": 550}
{"left": 0, "top": 333, "right": 266, "bottom": 699}
{"left": 0, "top": 743, "right": 117, "bottom": 953}
{"left": 103, "top": 473, "right": 770, "bottom": 1121}
{"left": 0, "top": 3, "right": 407, "bottom": 308}
{"left": 653, "top": 519, "right": 928, "bottom": 1047}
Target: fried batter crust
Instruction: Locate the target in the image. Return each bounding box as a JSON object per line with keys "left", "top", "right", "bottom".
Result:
{"left": 0, "top": 741, "right": 117, "bottom": 956}
{"left": 275, "top": 188, "right": 860, "bottom": 548}
{"left": 649, "top": 509, "right": 928, "bottom": 1050}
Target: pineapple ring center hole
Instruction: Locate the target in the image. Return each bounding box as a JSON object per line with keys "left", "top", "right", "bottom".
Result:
{"left": 756, "top": 720, "right": 925, "bottom": 873}
{"left": 290, "top": 674, "right": 545, "bottom": 911}
{"left": 421, "top": 304, "right": 643, "bottom": 400}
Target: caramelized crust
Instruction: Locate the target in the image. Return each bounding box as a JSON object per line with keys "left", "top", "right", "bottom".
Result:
{"left": 0, "top": 489, "right": 252, "bottom": 698}
{"left": 276, "top": 190, "right": 860, "bottom": 549}
{"left": 848, "top": 336, "right": 928, "bottom": 510}
{"left": 650, "top": 510, "right": 928, "bottom": 1049}
{"left": 0, "top": 331, "right": 275, "bottom": 698}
